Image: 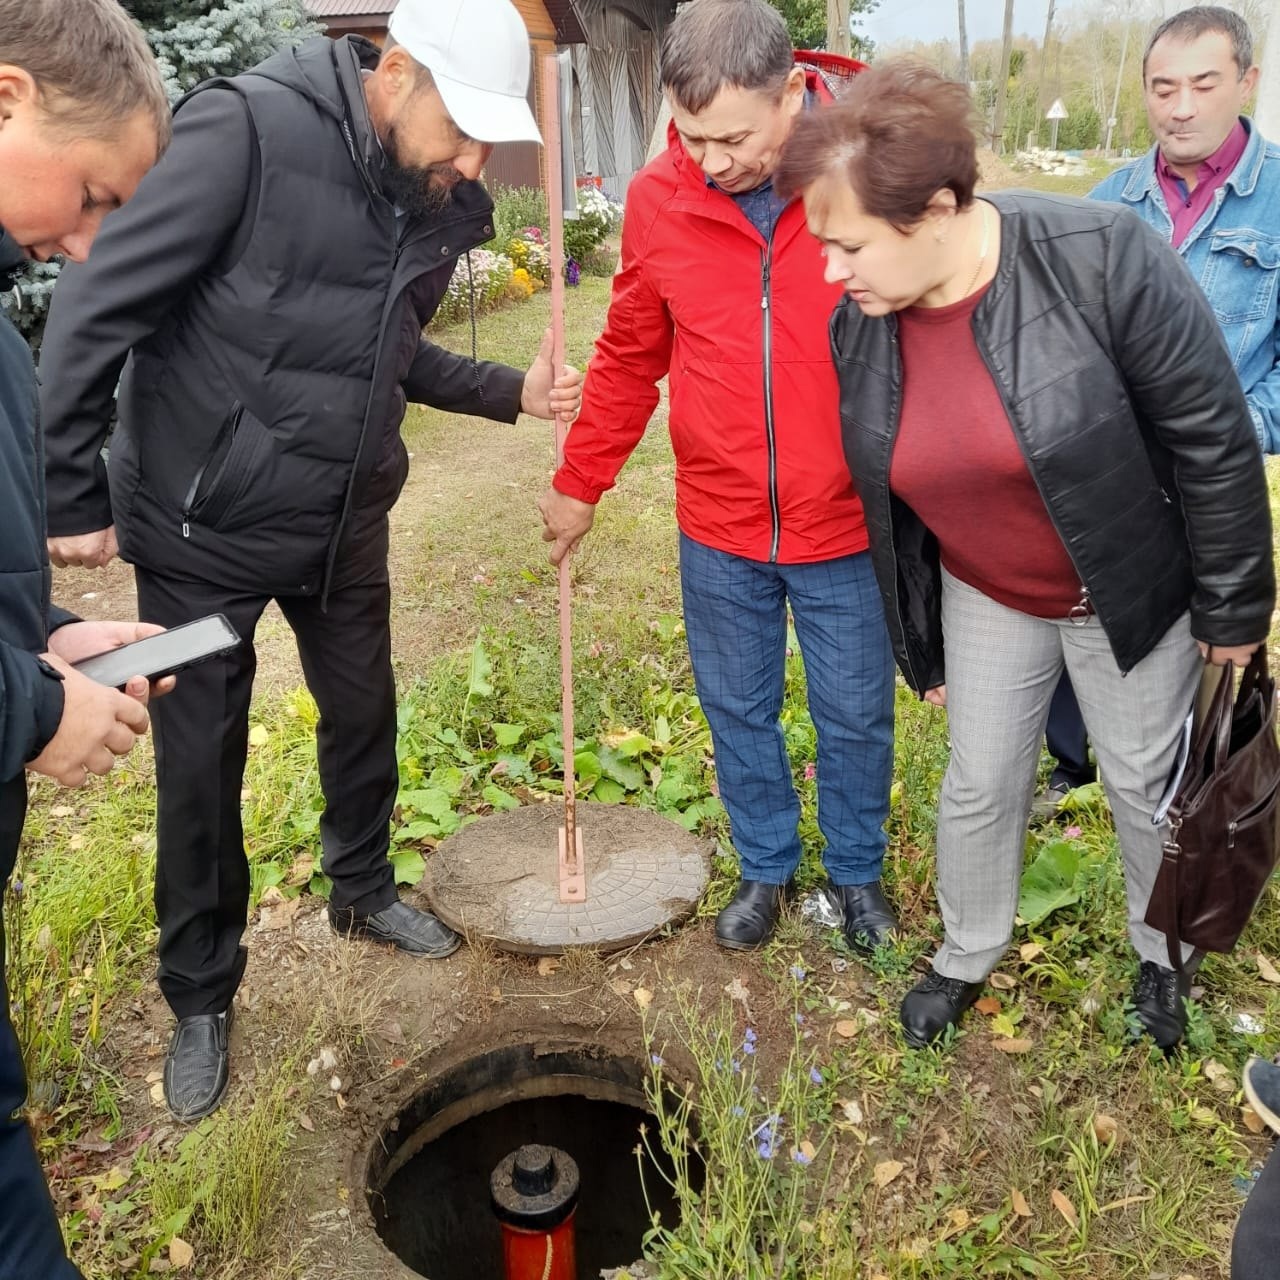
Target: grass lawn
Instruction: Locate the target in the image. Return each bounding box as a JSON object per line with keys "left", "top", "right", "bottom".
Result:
{"left": 8, "top": 183, "right": 1280, "bottom": 1279}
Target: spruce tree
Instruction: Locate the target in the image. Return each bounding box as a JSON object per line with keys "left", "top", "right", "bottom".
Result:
{"left": 5, "top": 0, "right": 317, "bottom": 345}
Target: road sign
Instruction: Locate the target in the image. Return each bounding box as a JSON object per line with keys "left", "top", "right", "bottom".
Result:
{"left": 1046, "top": 99, "right": 1069, "bottom": 120}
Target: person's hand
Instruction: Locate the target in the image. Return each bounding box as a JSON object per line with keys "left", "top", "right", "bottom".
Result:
{"left": 47, "top": 620, "right": 177, "bottom": 698}
{"left": 47, "top": 526, "right": 118, "bottom": 569}
{"left": 1199, "top": 640, "right": 1263, "bottom": 667}
{"left": 538, "top": 487, "right": 596, "bottom": 565}
{"left": 26, "top": 656, "right": 152, "bottom": 788}
{"left": 521, "top": 328, "right": 584, "bottom": 421}
{"left": 924, "top": 684, "right": 947, "bottom": 707}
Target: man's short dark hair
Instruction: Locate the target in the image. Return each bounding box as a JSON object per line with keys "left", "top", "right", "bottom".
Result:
{"left": 661, "top": 0, "right": 795, "bottom": 114}
{"left": 1143, "top": 5, "right": 1254, "bottom": 80}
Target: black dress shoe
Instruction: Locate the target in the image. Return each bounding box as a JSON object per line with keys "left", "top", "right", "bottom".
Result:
{"left": 328, "top": 898, "right": 461, "bottom": 958}
{"left": 832, "top": 881, "right": 898, "bottom": 953}
{"left": 164, "top": 1006, "right": 234, "bottom": 1121}
{"left": 714, "top": 880, "right": 787, "bottom": 951}
{"left": 900, "top": 971, "right": 984, "bottom": 1048}
{"left": 1130, "top": 960, "right": 1189, "bottom": 1052}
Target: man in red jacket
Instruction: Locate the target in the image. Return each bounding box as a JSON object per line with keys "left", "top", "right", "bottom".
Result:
{"left": 539, "top": 0, "right": 895, "bottom": 952}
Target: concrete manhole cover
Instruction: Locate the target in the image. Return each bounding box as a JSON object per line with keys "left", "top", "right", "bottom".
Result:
{"left": 423, "top": 803, "right": 709, "bottom": 954}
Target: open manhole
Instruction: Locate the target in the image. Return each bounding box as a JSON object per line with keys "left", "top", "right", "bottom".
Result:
{"left": 365, "top": 1041, "right": 697, "bottom": 1279}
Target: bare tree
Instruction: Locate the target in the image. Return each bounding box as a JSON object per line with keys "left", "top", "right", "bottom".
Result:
{"left": 991, "top": 0, "right": 1016, "bottom": 152}
{"left": 957, "top": 0, "right": 970, "bottom": 84}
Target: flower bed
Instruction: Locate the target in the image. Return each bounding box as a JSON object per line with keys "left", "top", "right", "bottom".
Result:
{"left": 428, "top": 186, "right": 623, "bottom": 331}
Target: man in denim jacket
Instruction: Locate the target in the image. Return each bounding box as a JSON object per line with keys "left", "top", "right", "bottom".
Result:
{"left": 1036, "top": 5, "right": 1279, "bottom": 822}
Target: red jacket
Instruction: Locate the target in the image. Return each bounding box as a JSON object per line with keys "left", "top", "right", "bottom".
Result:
{"left": 554, "top": 87, "right": 868, "bottom": 564}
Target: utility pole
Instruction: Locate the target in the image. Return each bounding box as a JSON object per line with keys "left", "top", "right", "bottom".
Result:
{"left": 1104, "top": 20, "right": 1132, "bottom": 155}
{"left": 1258, "top": 20, "right": 1280, "bottom": 139}
{"left": 1034, "top": 0, "right": 1056, "bottom": 144}
{"left": 991, "top": 0, "right": 1016, "bottom": 153}
{"left": 958, "top": 0, "right": 970, "bottom": 85}
{"left": 826, "top": 0, "right": 850, "bottom": 56}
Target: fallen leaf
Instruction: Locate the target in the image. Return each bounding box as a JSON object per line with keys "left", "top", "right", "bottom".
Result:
{"left": 334, "top": 1093, "right": 347, "bottom": 1111}
{"left": 298, "top": 1113, "right": 315, "bottom": 1133}
{"left": 144, "top": 1069, "right": 163, "bottom": 1086}
{"left": 1204, "top": 1059, "right": 1233, "bottom": 1092}
{"left": 1099, "top": 1194, "right": 1153, "bottom": 1213}
{"left": 169, "top": 1237, "right": 194, "bottom": 1270}
{"left": 1011, "top": 1187, "right": 1031, "bottom": 1217}
{"left": 988, "top": 972, "right": 1017, "bottom": 991}
{"left": 975, "top": 996, "right": 1002, "bottom": 1016}
{"left": 633, "top": 987, "right": 653, "bottom": 1011}
{"left": 1258, "top": 953, "right": 1280, "bottom": 984}
{"left": 537, "top": 956, "right": 561, "bottom": 977}
{"left": 259, "top": 895, "right": 301, "bottom": 931}
{"left": 247, "top": 724, "right": 269, "bottom": 748}
{"left": 149, "top": 1081, "right": 166, "bottom": 1107}
{"left": 1092, "top": 1113, "right": 1120, "bottom": 1145}
{"left": 873, "top": 1159, "right": 904, "bottom": 1188}
{"left": 286, "top": 854, "right": 315, "bottom": 887}
{"left": 839, "top": 1098, "right": 864, "bottom": 1125}
{"left": 259, "top": 885, "right": 285, "bottom": 907}
{"left": 834, "top": 1020, "right": 858, "bottom": 1038}
{"left": 724, "top": 977, "right": 753, "bottom": 1018}
{"left": 993, "top": 1037, "right": 1034, "bottom": 1054}
{"left": 798, "top": 1139, "right": 817, "bottom": 1161}
{"left": 943, "top": 1208, "right": 970, "bottom": 1236}
{"left": 1019, "top": 942, "right": 1045, "bottom": 962}
{"left": 1051, "top": 1189, "right": 1078, "bottom": 1229}
{"left": 49, "top": 805, "right": 75, "bottom": 818}
{"left": 1243, "top": 1104, "right": 1266, "bottom": 1134}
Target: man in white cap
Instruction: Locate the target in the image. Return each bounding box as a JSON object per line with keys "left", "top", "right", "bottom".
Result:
{"left": 38, "top": 0, "right": 581, "bottom": 1121}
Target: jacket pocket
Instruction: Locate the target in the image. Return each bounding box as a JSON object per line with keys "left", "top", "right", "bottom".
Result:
{"left": 183, "top": 403, "right": 272, "bottom": 532}
{"left": 1200, "top": 230, "right": 1280, "bottom": 325}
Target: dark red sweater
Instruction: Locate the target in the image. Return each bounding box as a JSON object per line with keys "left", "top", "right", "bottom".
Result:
{"left": 890, "top": 285, "right": 1082, "bottom": 619}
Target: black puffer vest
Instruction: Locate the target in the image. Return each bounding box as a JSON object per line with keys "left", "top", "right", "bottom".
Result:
{"left": 107, "top": 37, "right": 496, "bottom": 597}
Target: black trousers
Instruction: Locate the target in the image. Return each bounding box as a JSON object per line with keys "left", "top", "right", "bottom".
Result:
{"left": 1045, "top": 669, "right": 1096, "bottom": 789}
{"left": 134, "top": 567, "right": 401, "bottom": 1019}
{"left": 0, "top": 781, "right": 82, "bottom": 1280}
{"left": 1234, "top": 1142, "right": 1280, "bottom": 1278}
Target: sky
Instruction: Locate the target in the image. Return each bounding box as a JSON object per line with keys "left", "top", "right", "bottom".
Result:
{"left": 859, "top": 0, "right": 1087, "bottom": 50}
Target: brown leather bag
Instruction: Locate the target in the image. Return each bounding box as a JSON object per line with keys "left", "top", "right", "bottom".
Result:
{"left": 1145, "top": 650, "right": 1280, "bottom": 972}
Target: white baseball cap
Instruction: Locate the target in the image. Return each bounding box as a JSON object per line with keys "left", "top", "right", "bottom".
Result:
{"left": 388, "top": 0, "right": 543, "bottom": 145}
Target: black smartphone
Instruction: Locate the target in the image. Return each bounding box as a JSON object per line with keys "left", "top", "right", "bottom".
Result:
{"left": 71, "top": 614, "right": 241, "bottom": 688}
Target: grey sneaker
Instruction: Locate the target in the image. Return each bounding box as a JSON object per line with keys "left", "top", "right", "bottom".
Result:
{"left": 1244, "top": 1058, "right": 1280, "bottom": 1134}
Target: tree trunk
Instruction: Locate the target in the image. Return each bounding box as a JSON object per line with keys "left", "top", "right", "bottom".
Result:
{"left": 990, "top": 0, "right": 1016, "bottom": 153}
{"left": 827, "top": 0, "right": 851, "bottom": 56}
{"left": 957, "top": 0, "right": 969, "bottom": 85}
{"left": 1258, "top": 17, "right": 1280, "bottom": 140}
{"left": 1034, "top": 0, "right": 1056, "bottom": 145}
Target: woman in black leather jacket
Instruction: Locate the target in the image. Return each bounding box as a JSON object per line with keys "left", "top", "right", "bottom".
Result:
{"left": 775, "top": 62, "right": 1274, "bottom": 1053}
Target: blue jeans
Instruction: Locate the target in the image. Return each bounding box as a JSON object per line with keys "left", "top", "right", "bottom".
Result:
{"left": 678, "top": 534, "right": 895, "bottom": 886}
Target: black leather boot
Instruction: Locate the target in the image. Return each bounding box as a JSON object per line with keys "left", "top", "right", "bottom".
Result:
{"left": 714, "top": 880, "right": 786, "bottom": 951}
{"left": 900, "top": 971, "right": 984, "bottom": 1048}
{"left": 832, "top": 881, "right": 898, "bottom": 953}
{"left": 1130, "top": 960, "right": 1189, "bottom": 1052}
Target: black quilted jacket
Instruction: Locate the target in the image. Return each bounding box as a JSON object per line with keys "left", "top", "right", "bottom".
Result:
{"left": 830, "top": 189, "right": 1275, "bottom": 695}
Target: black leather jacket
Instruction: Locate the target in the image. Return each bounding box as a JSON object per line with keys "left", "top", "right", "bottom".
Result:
{"left": 831, "top": 190, "right": 1274, "bottom": 695}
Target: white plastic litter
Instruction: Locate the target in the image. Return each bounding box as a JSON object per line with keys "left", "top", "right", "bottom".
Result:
{"left": 801, "top": 887, "right": 842, "bottom": 929}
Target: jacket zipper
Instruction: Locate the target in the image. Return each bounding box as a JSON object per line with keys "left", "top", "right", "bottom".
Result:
{"left": 761, "top": 232, "right": 781, "bottom": 563}
{"left": 883, "top": 322, "right": 922, "bottom": 691}
{"left": 180, "top": 402, "right": 242, "bottom": 538}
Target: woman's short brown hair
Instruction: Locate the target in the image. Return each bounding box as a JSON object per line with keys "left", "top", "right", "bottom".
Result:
{"left": 775, "top": 61, "right": 979, "bottom": 231}
{"left": 0, "top": 0, "right": 171, "bottom": 153}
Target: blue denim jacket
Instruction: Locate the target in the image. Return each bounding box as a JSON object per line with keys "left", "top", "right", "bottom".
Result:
{"left": 1091, "top": 118, "right": 1280, "bottom": 453}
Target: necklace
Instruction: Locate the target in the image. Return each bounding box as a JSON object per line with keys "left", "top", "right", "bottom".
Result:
{"left": 960, "top": 202, "right": 991, "bottom": 298}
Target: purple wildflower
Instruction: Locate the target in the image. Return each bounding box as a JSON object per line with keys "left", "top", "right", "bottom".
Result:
{"left": 790, "top": 965, "right": 806, "bottom": 981}
{"left": 795, "top": 1013, "right": 806, "bottom": 1025}
{"left": 742, "top": 1027, "right": 757, "bottom": 1056}
{"left": 651, "top": 1054, "right": 665, "bottom": 1067}
{"left": 566, "top": 258, "right": 581, "bottom": 286}
{"left": 803, "top": 762, "right": 816, "bottom": 781}
{"left": 809, "top": 1066, "right": 823, "bottom": 1085}
{"left": 792, "top": 1148, "right": 813, "bottom": 1166}
{"left": 11, "top": 880, "right": 22, "bottom": 895}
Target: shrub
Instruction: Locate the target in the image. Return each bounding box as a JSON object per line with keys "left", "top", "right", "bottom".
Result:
{"left": 490, "top": 185, "right": 549, "bottom": 249}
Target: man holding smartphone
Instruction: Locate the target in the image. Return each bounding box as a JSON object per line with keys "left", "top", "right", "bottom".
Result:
{"left": 39, "top": 0, "right": 581, "bottom": 1122}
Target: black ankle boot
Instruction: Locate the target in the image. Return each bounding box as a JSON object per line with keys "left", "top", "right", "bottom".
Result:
{"left": 715, "top": 880, "right": 786, "bottom": 951}
{"left": 900, "top": 971, "right": 984, "bottom": 1048}
{"left": 832, "top": 881, "right": 898, "bottom": 953}
{"left": 1130, "top": 960, "right": 1189, "bottom": 1052}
